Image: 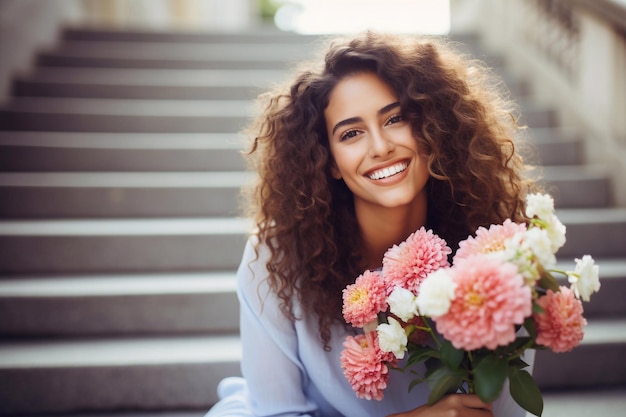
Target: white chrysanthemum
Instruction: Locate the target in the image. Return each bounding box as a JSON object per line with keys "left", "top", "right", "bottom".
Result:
{"left": 387, "top": 287, "right": 418, "bottom": 322}
{"left": 415, "top": 269, "right": 457, "bottom": 317}
{"left": 526, "top": 193, "right": 555, "bottom": 221}
{"left": 544, "top": 214, "right": 567, "bottom": 252}
{"left": 569, "top": 255, "right": 600, "bottom": 302}
{"left": 497, "top": 232, "right": 529, "bottom": 263}
{"left": 523, "top": 228, "right": 556, "bottom": 269}
{"left": 377, "top": 317, "right": 408, "bottom": 359}
{"left": 503, "top": 236, "right": 541, "bottom": 286}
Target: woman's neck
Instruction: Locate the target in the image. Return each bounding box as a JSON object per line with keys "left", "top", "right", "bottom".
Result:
{"left": 356, "top": 196, "right": 427, "bottom": 270}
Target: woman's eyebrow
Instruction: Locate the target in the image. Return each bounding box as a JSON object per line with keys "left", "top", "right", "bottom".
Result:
{"left": 378, "top": 101, "right": 401, "bottom": 116}
{"left": 331, "top": 101, "right": 401, "bottom": 136}
{"left": 331, "top": 116, "right": 362, "bottom": 136}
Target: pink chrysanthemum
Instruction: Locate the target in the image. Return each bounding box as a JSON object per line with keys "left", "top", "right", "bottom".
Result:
{"left": 343, "top": 270, "right": 387, "bottom": 328}
{"left": 435, "top": 255, "right": 532, "bottom": 350}
{"left": 454, "top": 219, "right": 527, "bottom": 261}
{"left": 340, "top": 332, "right": 397, "bottom": 400}
{"left": 382, "top": 227, "right": 451, "bottom": 294}
{"left": 534, "top": 287, "right": 586, "bottom": 353}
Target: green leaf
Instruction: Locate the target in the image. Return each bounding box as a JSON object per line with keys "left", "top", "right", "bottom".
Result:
{"left": 509, "top": 357, "right": 529, "bottom": 370}
{"left": 524, "top": 317, "right": 537, "bottom": 339}
{"left": 532, "top": 302, "right": 545, "bottom": 314}
{"left": 424, "top": 357, "right": 443, "bottom": 378}
{"left": 408, "top": 376, "right": 426, "bottom": 393}
{"left": 406, "top": 345, "right": 440, "bottom": 368}
{"left": 440, "top": 340, "right": 465, "bottom": 370}
{"left": 426, "top": 367, "right": 466, "bottom": 405}
{"left": 509, "top": 367, "right": 544, "bottom": 416}
{"left": 537, "top": 272, "right": 560, "bottom": 292}
{"left": 512, "top": 336, "right": 532, "bottom": 350}
{"left": 473, "top": 356, "right": 508, "bottom": 403}
{"left": 496, "top": 337, "right": 532, "bottom": 357}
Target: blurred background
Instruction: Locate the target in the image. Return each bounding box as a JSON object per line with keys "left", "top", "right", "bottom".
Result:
{"left": 0, "top": 0, "right": 625, "bottom": 416}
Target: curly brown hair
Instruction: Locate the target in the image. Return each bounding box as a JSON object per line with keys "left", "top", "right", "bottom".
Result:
{"left": 242, "top": 31, "right": 536, "bottom": 349}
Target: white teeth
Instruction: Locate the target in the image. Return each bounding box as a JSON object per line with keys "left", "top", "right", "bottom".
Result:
{"left": 368, "top": 161, "right": 408, "bottom": 180}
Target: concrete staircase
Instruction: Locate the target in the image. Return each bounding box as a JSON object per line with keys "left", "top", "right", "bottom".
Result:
{"left": 0, "top": 26, "right": 624, "bottom": 417}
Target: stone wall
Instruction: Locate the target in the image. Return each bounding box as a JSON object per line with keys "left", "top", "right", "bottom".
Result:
{"left": 456, "top": 0, "right": 626, "bottom": 206}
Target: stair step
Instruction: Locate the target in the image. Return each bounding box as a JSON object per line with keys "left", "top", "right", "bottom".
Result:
{"left": 45, "top": 41, "right": 315, "bottom": 62}
{"left": 35, "top": 40, "right": 315, "bottom": 70}
{"left": 557, "top": 208, "right": 626, "bottom": 258}
{"left": 15, "top": 67, "right": 286, "bottom": 85}
{"left": 2, "top": 97, "right": 253, "bottom": 116}
{"left": 0, "top": 172, "right": 251, "bottom": 218}
{"left": 0, "top": 97, "right": 252, "bottom": 133}
{"left": 36, "top": 52, "right": 299, "bottom": 70}
{"left": 0, "top": 218, "right": 250, "bottom": 275}
{"left": 534, "top": 318, "right": 626, "bottom": 389}
{"left": 541, "top": 386, "right": 626, "bottom": 417}
{"left": 11, "top": 72, "right": 532, "bottom": 104}
{"left": 0, "top": 335, "right": 241, "bottom": 415}
{"left": 539, "top": 165, "right": 612, "bottom": 208}
{"left": 61, "top": 26, "right": 323, "bottom": 44}
{"left": 0, "top": 272, "right": 238, "bottom": 336}
{"left": 504, "top": 79, "right": 531, "bottom": 99}
{"left": 524, "top": 127, "right": 583, "bottom": 166}
{"left": 0, "top": 132, "right": 246, "bottom": 171}
{"left": 13, "top": 67, "right": 286, "bottom": 100}
{"left": 519, "top": 103, "right": 558, "bottom": 128}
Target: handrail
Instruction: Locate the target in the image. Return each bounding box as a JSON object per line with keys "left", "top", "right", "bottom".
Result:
{"left": 571, "top": 0, "right": 626, "bottom": 35}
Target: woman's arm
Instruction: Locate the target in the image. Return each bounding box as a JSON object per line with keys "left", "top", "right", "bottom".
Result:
{"left": 236, "top": 237, "right": 318, "bottom": 416}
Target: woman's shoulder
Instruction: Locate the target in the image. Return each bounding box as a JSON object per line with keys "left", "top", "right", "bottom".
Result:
{"left": 236, "top": 234, "right": 299, "bottom": 322}
{"left": 236, "top": 235, "right": 278, "bottom": 302}
{"left": 237, "top": 234, "right": 270, "bottom": 277}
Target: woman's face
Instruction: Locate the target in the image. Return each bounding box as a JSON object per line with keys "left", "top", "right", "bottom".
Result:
{"left": 325, "top": 71, "right": 429, "bottom": 213}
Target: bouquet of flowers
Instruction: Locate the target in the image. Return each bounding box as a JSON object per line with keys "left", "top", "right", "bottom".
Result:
{"left": 339, "top": 193, "right": 600, "bottom": 416}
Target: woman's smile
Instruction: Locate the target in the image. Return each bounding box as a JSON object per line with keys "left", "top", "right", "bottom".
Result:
{"left": 366, "top": 160, "right": 409, "bottom": 181}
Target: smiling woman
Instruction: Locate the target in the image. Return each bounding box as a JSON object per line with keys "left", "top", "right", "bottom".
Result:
{"left": 204, "top": 31, "right": 537, "bottom": 417}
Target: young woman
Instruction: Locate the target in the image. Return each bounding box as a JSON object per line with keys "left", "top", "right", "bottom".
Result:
{"left": 206, "top": 31, "right": 536, "bottom": 417}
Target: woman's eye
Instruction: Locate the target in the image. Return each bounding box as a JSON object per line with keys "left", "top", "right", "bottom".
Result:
{"left": 340, "top": 129, "right": 360, "bottom": 141}
{"left": 385, "top": 114, "right": 403, "bottom": 125}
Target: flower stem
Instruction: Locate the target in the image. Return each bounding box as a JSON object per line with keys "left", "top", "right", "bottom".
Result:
{"left": 466, "top": 351, "right": 475, "bottom": 394}
{"left": 549, "top": 268, "right": 575, "bottom": 279}
{"left": 418, "top": 316, "right": 442, "bottom": 348}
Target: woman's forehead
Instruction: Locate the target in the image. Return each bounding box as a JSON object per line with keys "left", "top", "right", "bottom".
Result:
{"left": 325, "top": 73, "right": 398, "bottom": 122}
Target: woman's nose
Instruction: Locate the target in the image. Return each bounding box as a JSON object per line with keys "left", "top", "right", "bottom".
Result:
{"left": 368, "top": 129, "right": 395, "bottom": 157}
